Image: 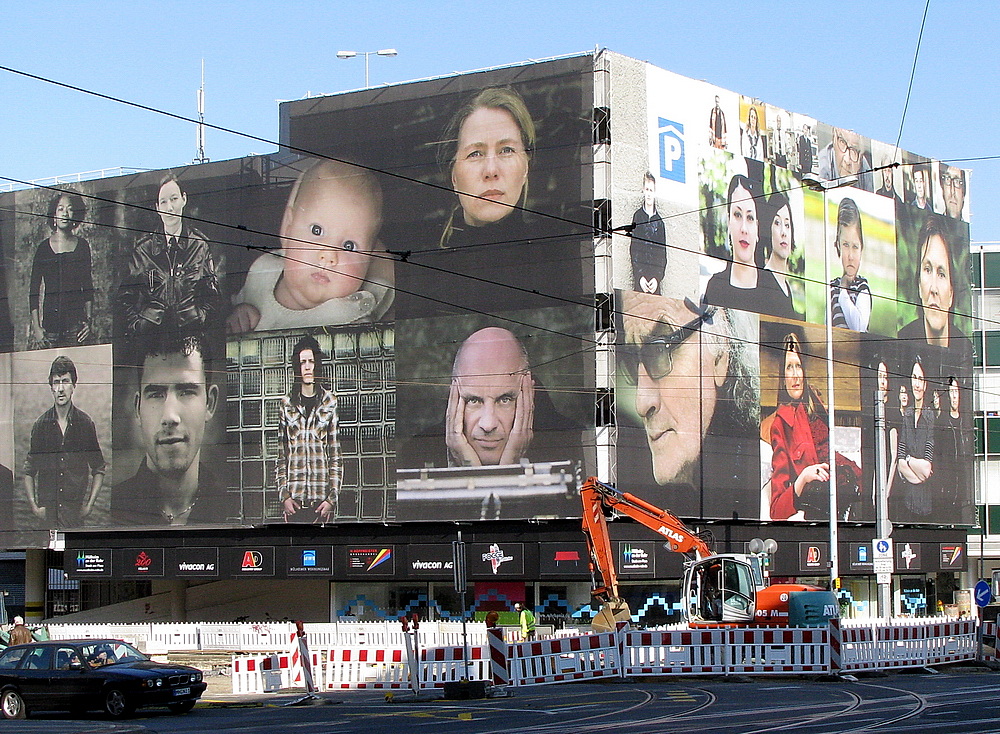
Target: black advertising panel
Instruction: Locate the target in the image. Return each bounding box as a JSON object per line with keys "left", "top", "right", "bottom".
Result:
{"left": 538, "top": 542, "right": 590, "bottom": 578}
{"left": 848, "top": 543, "right": 875, "bottom": 572}
{"left": 343, "top": 546, "right": 396, "bottom": 577}
{"left": 119, "top": 547, "right": 164, "bottom": 579}
{"left": 618, "top": 541, "right": 656, "bottom": 577}
{"left": 172, "top": 547, "right": 220, "bottom": 578}
{"left": 67, "top": 548, "right": 112, "bottom": 578}
{"left": 224, "top": 546, "right": 276, "bottom": 577}
{"left": 467, "top": 542, "right": 525, "bottom": 578}
{"left": 798, "top": 542, "right": 828, "bottom": 573}
{"left": 395, "top": 305, "right": 590, "bottom": 522}
{"left": 406, "top": 544, "right": 456, "bottom": 578}
{"left": 896, "top": 541, "right": 923, "bottom": 572}
{"left": 286, "top": 546, "right": 333, "bottom": 576}
{"left": 940, "top": 543, "right": 965, "bottom": 571}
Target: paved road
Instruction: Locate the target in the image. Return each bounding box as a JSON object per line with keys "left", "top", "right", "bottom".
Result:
{"left": 4, "top": 665, "right": 999, "bottom": 734}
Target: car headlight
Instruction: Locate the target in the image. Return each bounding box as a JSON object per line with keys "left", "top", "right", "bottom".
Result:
{"left": 193, "top": 672, "right": 202, "bottom": 683}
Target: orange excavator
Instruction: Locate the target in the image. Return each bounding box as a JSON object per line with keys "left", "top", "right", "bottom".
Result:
{"left": 581, "top": 477, "right": 839, "bottom": 632}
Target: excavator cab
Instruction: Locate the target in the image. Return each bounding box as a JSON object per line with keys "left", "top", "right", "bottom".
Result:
{"left": 684, "top": 555, "right": 758, "bottom": 624}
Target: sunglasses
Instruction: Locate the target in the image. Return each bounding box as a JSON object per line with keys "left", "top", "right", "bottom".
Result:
{"left": 622, "top": 302, "right": 718, "bottom": 383}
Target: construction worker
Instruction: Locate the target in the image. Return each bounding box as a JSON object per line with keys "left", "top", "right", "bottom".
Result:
{"left": 514, "top": 602, "right": 536, "bottom": 640}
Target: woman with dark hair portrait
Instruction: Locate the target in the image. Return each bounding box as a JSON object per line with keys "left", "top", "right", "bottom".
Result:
{"left": 763, "top": 191, "right": 800, "bottom": 320}
{"left": 769, "top": 333, "right": 860, "bottom": 520}
{"left": 439, "top": 86, "right": 534, "bottom": 248}
{"left": 705, "top": 173, "right": 789, "bottom": 317}
{"left": 893, "top": 354, "right": 935, "bottom": 522}
{"left": 897, "top": 216, "right": 968, "bottom": 352}
{"left": 29, "top": 192, "right": 94, "bottom": 348}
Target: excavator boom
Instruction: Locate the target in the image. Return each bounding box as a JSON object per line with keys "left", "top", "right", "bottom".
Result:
{"left": 581, "top": 477, "right": 712, "bottom": 632}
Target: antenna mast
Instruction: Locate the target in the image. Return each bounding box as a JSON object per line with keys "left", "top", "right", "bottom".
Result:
{"left": 194, "top": 60, "right": 209, "bottom": 164}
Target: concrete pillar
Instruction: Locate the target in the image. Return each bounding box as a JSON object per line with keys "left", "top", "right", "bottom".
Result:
{"left": 23, "top": 548, "right": 46, "bottom": 624}
{"left": 170, "top": 580, "right": 188, "bottom": 622}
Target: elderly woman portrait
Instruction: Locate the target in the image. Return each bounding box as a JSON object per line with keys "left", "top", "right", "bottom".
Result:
{"left": 620, "top": 290, "right": 760, "bottom": 519}
{"left": 29, "top": 192, "right": 95, "bottom": 349}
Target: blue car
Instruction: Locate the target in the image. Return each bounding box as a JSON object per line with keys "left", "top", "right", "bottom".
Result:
{"left": 0, "top": 638, "right": 206, "bottom": 719}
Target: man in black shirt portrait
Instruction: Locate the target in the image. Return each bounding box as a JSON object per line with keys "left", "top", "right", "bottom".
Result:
{"left": 23, "top": 356, "right": 105, "bottom": 528}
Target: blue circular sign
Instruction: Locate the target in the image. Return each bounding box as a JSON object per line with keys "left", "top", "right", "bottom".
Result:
{"left": 975, "top": 580, "right": 992, "bottom": 608}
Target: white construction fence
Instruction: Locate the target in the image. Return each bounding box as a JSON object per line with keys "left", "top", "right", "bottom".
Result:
{"left": 43, "top": 617, "right": 992, "bottom": 693}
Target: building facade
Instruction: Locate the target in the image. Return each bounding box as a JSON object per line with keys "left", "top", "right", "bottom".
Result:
{"left": 0, "top": 51, "right": 974, "bottom": 625}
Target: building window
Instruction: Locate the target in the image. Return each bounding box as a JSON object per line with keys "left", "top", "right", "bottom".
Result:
{"left": 973, "top": 331, "right": 1000, "bottom": 367}
{"left": 983, "top": 252, "right": 1000, "bottom": 289}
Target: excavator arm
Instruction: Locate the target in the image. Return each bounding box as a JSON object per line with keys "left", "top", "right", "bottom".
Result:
{"left": 581, "top": 476, "right": 713, "bottom": 632}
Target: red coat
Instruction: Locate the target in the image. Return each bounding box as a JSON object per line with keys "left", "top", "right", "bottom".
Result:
{"left": 769, "top": 402, "right": 828, "bottom": 520}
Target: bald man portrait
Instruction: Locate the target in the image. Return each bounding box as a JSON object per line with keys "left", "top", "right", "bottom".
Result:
{"left": 398, "top": 325, "right": 583, "bottom": 471}
{"left": 395, "top": 323, "right": 587, "bottom": 522}
{"left": 447, "top": 327, "right": 535, "bottom": 466}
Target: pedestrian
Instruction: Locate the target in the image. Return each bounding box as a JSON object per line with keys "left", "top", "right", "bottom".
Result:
{"left": 9, "top": 616, "right": 32, "bottom": 646}
{"left": 514, "top": 602, "right": 536, "bottom": 641}
{"left": 484, "top": 610, "right": 499, "bottom": 629}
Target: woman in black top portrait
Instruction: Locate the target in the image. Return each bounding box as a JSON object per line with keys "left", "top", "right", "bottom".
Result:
{"left": 29, "top": 192, "right": 94, "bottom": 348}
{"left": 439, "top": 86, "right": 533, "bottom": 248}
{"left": 705, "top": 173, "right": 790, "bottom": 318}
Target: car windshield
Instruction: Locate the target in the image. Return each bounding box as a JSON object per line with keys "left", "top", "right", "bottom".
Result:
{"left": 80, "top": 641, "right": 147, "bottom": 667}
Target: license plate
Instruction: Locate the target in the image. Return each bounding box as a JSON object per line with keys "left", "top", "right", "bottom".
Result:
{"left": 174, "top": 687, "right": 191, "bottom": 696}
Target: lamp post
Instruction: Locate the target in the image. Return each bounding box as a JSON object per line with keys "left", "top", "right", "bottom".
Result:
{"left": 802, "top": 173, "right": 858, "bottom": 594}
{"left": 336, "top": 48, "right": 398, "bottom": 88}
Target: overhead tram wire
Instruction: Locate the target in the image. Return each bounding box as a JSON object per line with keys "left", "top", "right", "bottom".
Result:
{"left": 0, "top": 58, "right": 991, "bottom": 321}
{"left": 0, "top": 177, "right": 989, "bottom": 400}
{"left": 2, "top": 157, "right": 989, "bottom": 343}
{"left": 0, "top": 62, "right": 991, "bottom": 338}
{"left": 0, "top": 64, "right": 993, "bottom": 395}
{"left": 892, "top": 0, "right": 932, "bottom": 154}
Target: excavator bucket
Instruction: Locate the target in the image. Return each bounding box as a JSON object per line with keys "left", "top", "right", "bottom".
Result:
{"left": 591, "top": 599, "right": 631, "bottom": 633}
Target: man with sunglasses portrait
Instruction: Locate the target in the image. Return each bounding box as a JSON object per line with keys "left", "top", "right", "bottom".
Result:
{"left": 818, "top": 127, "right": 873, "bottom": 191}
{"left": 619, "top": 291, "right": 761, "bottom": 519}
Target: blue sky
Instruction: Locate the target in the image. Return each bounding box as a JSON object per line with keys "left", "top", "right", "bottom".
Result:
{"left": 1, "top": 1, "right": 997, "bottom": 243}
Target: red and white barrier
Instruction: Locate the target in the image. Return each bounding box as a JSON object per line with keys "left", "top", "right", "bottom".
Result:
{"left": 488, "top": 627, "right": 509, "bottom": 685}
{"left": 839, "top": 618, "right": 978, "bottom": 671}
{"left": 508, "top": 631, "right": 622, "bottom": 686}
{"left": 229, "top": 617, "right": 986, "bottom": 693}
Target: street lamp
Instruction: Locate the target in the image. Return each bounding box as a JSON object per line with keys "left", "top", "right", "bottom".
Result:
{"left": 801, "top": 173, "right": 858, "bottom": 596}
{"left": 336, "top": 48, "right": 398, "bottom": 88}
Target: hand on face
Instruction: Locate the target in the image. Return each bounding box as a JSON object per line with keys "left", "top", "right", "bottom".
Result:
{"left": 499, "top": 371, "right": 535, "bottom": 465}
{"left": 446, "top": 371, "right": 534, "bottom": 466}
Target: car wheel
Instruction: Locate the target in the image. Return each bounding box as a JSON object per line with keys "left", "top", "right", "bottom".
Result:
{"left": 1, "top": 690, "right": 27, "bottom": 720}
{"left": 168, "top": 700, "right": 197, "bottom": 714}
{"left": 103, "top": 688, "right": 135, "bottom": 719}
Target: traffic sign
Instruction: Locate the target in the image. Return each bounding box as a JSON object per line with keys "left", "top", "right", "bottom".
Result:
{"left": 975, "top": 580, "right": 992, "bottom": 608}
{"left": 872, "top": 538, "right": 894, "bottom": 574}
